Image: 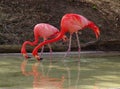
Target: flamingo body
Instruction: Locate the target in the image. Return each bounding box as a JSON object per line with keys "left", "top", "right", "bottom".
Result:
{"left": 34, "top": 23, "right": 59, "bottom": 39}
{"left": 61, "top": 14, "right": 89, "bottom": 34}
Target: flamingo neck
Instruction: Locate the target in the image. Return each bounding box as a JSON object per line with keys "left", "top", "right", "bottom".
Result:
{"left": 87, "top": 21, "right": 96, "bottom": 29}
{"left": 21, "top": 42, "right": 28, "bottom": 54}
{"left": 87, "top": 21, "right": 100, "bottom": 39}
{"left": 21, "top": 39, "right": 38, "bottom": 54}
{"left": 32, "top": 31, "right": 65, "bottom": 56}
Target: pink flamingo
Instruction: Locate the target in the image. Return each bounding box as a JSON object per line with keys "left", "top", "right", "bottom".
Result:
{"left": 32, "top": 13, "right": 100, "bottom": 60}
{"left": 21, "top": 23, "right": 67, "bottom": 59}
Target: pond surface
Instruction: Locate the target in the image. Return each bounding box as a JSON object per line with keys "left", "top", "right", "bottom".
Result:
{"left": 0, "top": 51, "right": 120, "bottom": 89}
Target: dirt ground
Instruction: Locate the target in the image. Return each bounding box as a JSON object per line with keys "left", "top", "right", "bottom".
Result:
{"left": 0, "top": 0, "right": 120, "bottom": 51}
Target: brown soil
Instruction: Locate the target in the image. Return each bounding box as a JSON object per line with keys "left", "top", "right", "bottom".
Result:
{"left": 0, "top": 0, "right": 120, "bottom": 52}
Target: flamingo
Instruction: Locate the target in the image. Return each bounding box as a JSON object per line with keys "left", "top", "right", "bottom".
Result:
{"left": 32, "top": 13, "right": 100, "bottom": 60}
{"left": 21, "top": 23, "right": 67, "bottom": 59}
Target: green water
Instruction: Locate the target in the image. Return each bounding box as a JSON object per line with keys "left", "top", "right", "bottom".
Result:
{"left": 0, "top": 52, "right": 120, "bottom": 89}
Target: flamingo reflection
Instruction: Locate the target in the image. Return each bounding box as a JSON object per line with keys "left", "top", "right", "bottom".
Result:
{"left": 21, "top": 60, "right": 65, "bottom": 89}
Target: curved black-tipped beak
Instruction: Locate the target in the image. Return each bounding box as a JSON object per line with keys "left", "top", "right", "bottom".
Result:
{"left": 95, "top": 28, "right": 100, "bottom": 39}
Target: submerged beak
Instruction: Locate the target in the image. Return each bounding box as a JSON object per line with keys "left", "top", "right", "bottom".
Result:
{"left": 35, "top": 55, "right": 43, "bottom": 61}
{"left": 23, "top": 53, "right": 31, "bottom": 59}
{"left": 94, "top": 28, "right": 100, "bottom": 39}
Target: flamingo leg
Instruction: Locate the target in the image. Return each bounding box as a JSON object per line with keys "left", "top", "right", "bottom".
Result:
{"left": 47, "top": 43, "right": 52, "bottom": 57}
{"left": 39, "top": 38, "right": 46, "bottom": 57}
{"left": 41, "top": 38, "right": 53, "bottom": 76}
{"left": 64, "top": 34, "right": 72, "bottom": 58}
{"left": 75, "top": 32, "right": 81, "bottom": 89}
{"left": 39, "top": 38, "right": 47, "bottom": 56}
{"left": 75, "top": 32, "right": 81, "bottom": 58}
{"left": 62, "top": 34, "right": 72, "bottom": 88}
{"left": 47, "top": 43, "right": 53, "bottom": 76}
{"left": 40, "top": 46, "right": 44, "bottom": 57}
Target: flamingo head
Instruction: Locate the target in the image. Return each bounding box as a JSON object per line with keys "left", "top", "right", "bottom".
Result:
{"left": 89, "top": 22, "right": 100, "bottom": 39}
{"left": 93, "top": 26, "right": 100, "bottom": 39}
{"left": 22, "top": 53, "right": 31, "bottom": 59}
{"left": 33, "top": 51, "right": 43, "bottom": 61}
{"left": 21, "top": 48, "right": 31, "bottom": 59}
{"left": 35, "top": 55, "right": 43, "bottom": 61}
{"left": 62, "top": 35, "right": 68, "bottom": 42}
